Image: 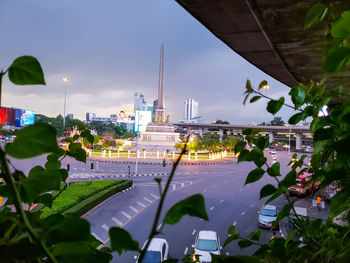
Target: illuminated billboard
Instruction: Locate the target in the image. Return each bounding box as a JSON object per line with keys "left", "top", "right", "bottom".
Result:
{"left": 134, "top": 110, "right": 152, "bottom": 132}
{"left": 21, "top": 111, "right": 35, "bottom": 126}
{"left": 117, "top": 110, "right": 135, "bottom": 123}
{"left": 0, "top": 107, "right": 15, "bottom": 126}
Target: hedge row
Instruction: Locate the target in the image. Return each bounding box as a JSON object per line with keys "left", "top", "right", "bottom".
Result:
{"left": 41, "top": 180, "right": 132, "bottom": 218}
{"left": 64, "top": 180, "right": 132, "bottom": 216}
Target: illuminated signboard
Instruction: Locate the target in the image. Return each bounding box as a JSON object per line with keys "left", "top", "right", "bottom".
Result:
{"left": 20, "top": 110, "right": 35, "bottom": 126}
{"left": 0, "top": 107, "right": 15, "bottom": 126}
{"left": 134, "top": 110, "right": 152, "bottom": 132}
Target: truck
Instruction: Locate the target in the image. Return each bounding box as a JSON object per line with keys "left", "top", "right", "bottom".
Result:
{"left": 288, "top": 172, "right": 320, "bottom": 196}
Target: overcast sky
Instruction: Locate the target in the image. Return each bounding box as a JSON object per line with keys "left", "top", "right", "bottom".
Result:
{"left": 0, "top": 0, "right": 295, "bottom": 124}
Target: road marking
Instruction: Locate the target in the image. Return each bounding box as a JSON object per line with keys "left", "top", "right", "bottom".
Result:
{"left": 110, "top": 170, "right": 115, "bottom": 172}
{"left": 157, "top": 224, "right": 162, "bottom": 230}
{"left": 130, "top": 206, "right": 139, "bottom": 213}
{"left": 112, "top": 217, "right": 123, "bottom": 226}
{"left": 137, "top": 201, "right": 146, "bottom": 208}
{"left": 220, "top": 200, "right": 224, "bottom": 203}
{"left": 92, "top": 232, "right": 103, "bottom": 242}
{"left": 233, "top": 221, "right": 237, "bottom": 226}
{"left": 172, "top": 184, "right": 176, "bottom": 191}
{"left": 82, "top": 168, "right": 86, "bottom": 171}
{"left": 241, "top": 211, "right": 245, "bottom": 216}
{"left": 210, "top": 206, "right": 214, "bottom": 210}
{"left": 192, "top": 229, "right": 196, "bottom": 235}
{"left": 144, "top": 197, "right": 152, "bottom": 203}
{"left": 102, "top": 224, "right": 109, "bottom": 231}
{"left": 250, "top": 204, "right": 255, "bottom": 208}
{"left": 121, "top": 211, "right": 131, "bottom": 219}
{"left": 73, "top": 167, "right": 77, "bottom": 170}
{"left": 184, "top": 247, "right": 188, "bottom": 255}
{"left": 150, "top": 193, "right": 159, "bottom": 199}
{"left": 181, "top": 183, "right": 185, "bottom": 187}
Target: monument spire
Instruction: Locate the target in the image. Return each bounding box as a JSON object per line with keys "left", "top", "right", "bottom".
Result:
{"left": 157, "top": 44, "right": 165, "bottom": 109}
{"left": 154, "top": 44, "right": 166, "bottom": 123}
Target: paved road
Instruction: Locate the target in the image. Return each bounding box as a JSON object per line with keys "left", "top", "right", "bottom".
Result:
{"left": 8, "top": 150, "right": 310, "bottom": 262}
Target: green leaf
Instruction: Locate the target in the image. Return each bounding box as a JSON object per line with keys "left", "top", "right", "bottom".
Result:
{"left": 243, "top": 94, "right": 250, "bottom": 105}
{"left": 87, "top": 134, "right": 95, "bottom": 144}
{"left": 267, "top": 97, "right": 284, "bottom": 115}
{"left": 330, "top": 190, "right": 349, "bottom": 218}
{"left": 45, "top": 159, "right": 61, "bottom": 171}
{"left": 234, "top": 140, "right": 246, "bottom": 154}
{"left": 238, "top": 240, "right": 253, "bottom": 249}
{"left": 211, "top": 254, "right": 260, "bottom": 263}
{"left": 260, "top": 184, "right": 277, "bottom": 199}
{"left": 5, "top": 123, "right": 58, "bottom": 159}
{"left": 279, "top": 170, "right": 297, "bottom": 188}
{"left": 331, "top": 10, "right": 350, "bottom": 38}
{"left": 314, "top": 127, "right": 334, "bottom": 142}
{"left": 109, "top": 227, "right": 139, "bottom": 255}
{"left": 163, "top": 194, "right": 208, "bottom": 224}
{"left": 35, "top": 193, "right": 53, "bottom": 208}
{"left": 267, "top": 162, "right": 281, "bottom": 177}
{"left": 7, "top": 56, "right": 45, "bottom": 85}
{"left": 242, "top": 128, "right": 261, "bottom": 136}
{"left": 245, "top": 168, "right": 265, "bottom": 185}
{"left": 223, "top": 233, "right": 240, "bottom": 247}
{"left": 324, "top": 47, "right": 350, "bottom": 73}
{"left": 266, "top": 187, "right": 286, "bottom": 204}
{"left": 245, "top": 79, "right": 253, "bottom": 93}
{"left": 288, "top": 112, "right": 306, "bottom": 125}
{"left": 72, "top": 134, "right": 79, "bottom": 141}
{"left": 61, "top": 137, "right": 73, "bottom": 143}
{"left": 284, "top": 229, "right": 297, "bottom": 247}
{"left": 248, "top": 230, "right": 262, "bottom": 241}
{"left": 250, "top": 96, "right": 261, "bottom": 103}
{"left": 258, "top": 80, "right": 268, "bottom": 89}
{"left": 304, "top": 3, "right": 328, "bottom": 29}
{"left": 273, "top": 203, "right": 293, "bottom": 228}
{"left": 163, "top": 259, "right": 178, "bottom": 263}
{"left": 49, "top": 216, "right": 91, "bottom": 242}
{"left": 289, "top": 86, "right": 306, "bottom": 108}
{"left": 255, "top": 137, "right": 269, "bottom": 150}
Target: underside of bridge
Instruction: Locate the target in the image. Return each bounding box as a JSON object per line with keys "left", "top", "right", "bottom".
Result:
{"left": 175, "top": 0, "right": 350, "bottom": 97}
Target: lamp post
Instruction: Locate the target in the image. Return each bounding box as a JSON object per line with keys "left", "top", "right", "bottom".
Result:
{"left": 63, "top": 77, "right": 69, "bottom": 132}
{"left": 262, "top": 84, "right": 270, "bottom": 125}
{"left": 288, "top": 128, "right": 291, "bottom": 156}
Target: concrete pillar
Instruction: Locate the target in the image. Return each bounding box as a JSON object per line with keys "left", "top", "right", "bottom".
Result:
{"left": 195, "top": 152, "right": 198, "bottom": 160}
{"left": 117, "top": 150, "right": 120, "bottom": 157}
{"left": 128, "top": 150, "right": 130, "bottom": 158}
{"left": 172, "top": 151, "right": 175, "bottom": 160}
{"left": 156, "top": 151, "right": 159, "bottom": 159}
{"left": 296, "top": 133, "right": 302, "bottom": 150}
{"left": 219, "top": 129, "right": 224, "bottom": 142}
{"left": 108, "top": 150, "right": 111, "bottom": 158}
{"left": 144, "top": 150, "right": 146, "bottom": 158}
{"left": 269, "top": 132, "right": 274, "bottom": 143}
{"left": 188, "top": 152, "right": 191, "bottom": 160}
{"left": 163, "top": 151, "right": 166, "bottom": 159}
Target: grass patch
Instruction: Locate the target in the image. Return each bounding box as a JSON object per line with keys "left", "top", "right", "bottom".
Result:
{"left": 41, "top": 180, "right": 132, "bottom": 218}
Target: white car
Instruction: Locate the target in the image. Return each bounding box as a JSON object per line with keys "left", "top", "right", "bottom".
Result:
{"left": 258, "top": 205, "right": 277, "bottom": 229}
{"left": 134, "top": 238, "right": 169, "bottom": 263}
{"left": 193, "top": 230, "right": 221, "bottom": 263}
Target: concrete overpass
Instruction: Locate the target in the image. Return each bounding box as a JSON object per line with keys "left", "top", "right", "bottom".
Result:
{"left": 174, "top": 123, "right": 311, "bottom": 150}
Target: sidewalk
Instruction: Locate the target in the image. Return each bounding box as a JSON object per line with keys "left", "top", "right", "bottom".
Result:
{"left": 280, "top": 196, "right": 330, "bottom": 237}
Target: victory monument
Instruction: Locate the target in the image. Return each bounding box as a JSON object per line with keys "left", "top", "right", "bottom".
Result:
{"left": 139, "top": 44, "right": 180, "bottom": 150}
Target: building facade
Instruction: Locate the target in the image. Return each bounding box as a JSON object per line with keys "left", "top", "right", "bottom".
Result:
{"left": 134, "top": 92, "right": 148, "bottom": 111}
{"left": 184, "top": 99, "right": 199, "bottom": 121}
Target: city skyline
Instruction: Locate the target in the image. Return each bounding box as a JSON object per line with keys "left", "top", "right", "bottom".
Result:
{"left": 0, "top": 0, "right": 295, "bottom": 124}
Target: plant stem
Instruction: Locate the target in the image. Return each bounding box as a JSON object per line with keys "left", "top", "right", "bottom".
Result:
{"left": 253, "top": 89, "right": 302, "bottom": 112}
{"left": 0, "top": 70, "right": 3, "bottom": 108}
{"left": 0, "top": 148, "right": 58, "bottom": 263}
{"left": 138, "top": 137, "right": 189, "bottom": 263}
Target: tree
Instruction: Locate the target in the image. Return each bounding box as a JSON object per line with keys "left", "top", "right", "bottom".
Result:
{"left": 222, "top": 136, "right": 238, "bottom": 151}
{"left": 214, "top": 119, "right": 230, "bottom": 124}
{"left": 270, "top": 117, "right": 285, "bottom": 126}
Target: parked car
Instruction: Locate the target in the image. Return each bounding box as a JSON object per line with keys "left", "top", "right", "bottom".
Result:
{"left": 258, "top": 205, "right": 277, "bottom": 229}
{"left": 134, "top": 238, "right": 169, "bottom": 263}
{"left": 192, "top": 230, "right": 221, "bottom": 263}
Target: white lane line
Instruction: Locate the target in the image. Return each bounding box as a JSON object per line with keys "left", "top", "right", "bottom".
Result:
{"left": 137, "top": 201, "right": 146, "bottom": 208}
{"left": 250, "top": 204, "right": 255, "bottom": 208}
{"left": 204, "top": 189, "right": 207, "bottom": 192}
{"left": 92, "top": 232, "right": 103, "bottom": 242}
{"left": 102, "top": 224, "right": 109, "bottom": 231}
{"left": 184, "top": 247, "right": 189, "bottom": 255}
{"left": 241, "top": 211, "right": 245, "bottom": 216}
{"left": 121, "top": 211, "right": 131, "bottom": 219}
{"left": 82, "top": 168, "right": 86, "bottom": 171}
{"left": 220, "top": 200, "right": 224, "bottom": 203}
{"left": 181, "top": 183, "right": 185, "bottom": 187}
{"left": 110, "top": 170, "right": 115, "bottom": 172}
{"left": 73, "top": 167, "right": 77, "bottom": 170}
{"left": 233, "top": 221, "right": 237, "bottom": 226}
{"left": 112, "top": 217, "right": 123, "bottom": 226}
{"left": 157, "top": 224, "right": 162, "bottom": 230}
{"left": 144, "top": 197, "right": 152, "bottom": 203}
{"left": 172, "top": 184, "right": 176, "bottom": 191}
{"left": 150, "top": 193, "right": 159, "bottom": 199}
{"left": 192, "top": 229, "right": 196, "bottom": 235}
{"left": 210, "top": 206, "right": 214, "bottom": 210}
{"left": 130, "top": 206, "right": 139, "bottom": 213}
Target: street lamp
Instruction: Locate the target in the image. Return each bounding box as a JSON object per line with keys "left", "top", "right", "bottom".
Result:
{"left": 262, "top": 84, "right": 270, "bottom": 125}
{"left": 63, "top": 77, "right": 69, "bottom": 132}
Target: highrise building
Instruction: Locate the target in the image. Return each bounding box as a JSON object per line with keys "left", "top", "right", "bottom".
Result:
{"left": 134, "top": 92, "right": 148, "bottom": 111}
{"left": 86, "top": 112, "right": 96, "bottom": 122}
{"left": 184, "top": 99, "right": 199, "bottom": 121}
{"left": 152, "top": 99, "right": 158, "bottom": 121}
